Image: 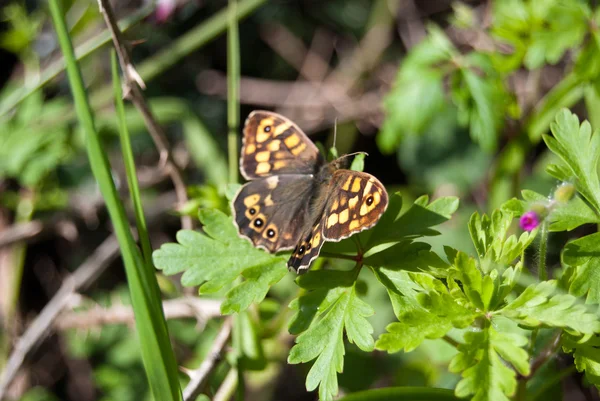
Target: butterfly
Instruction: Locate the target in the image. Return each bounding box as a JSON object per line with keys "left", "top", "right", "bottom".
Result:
{"left": 232, "top": 111, "right": 389, "bottom": 273}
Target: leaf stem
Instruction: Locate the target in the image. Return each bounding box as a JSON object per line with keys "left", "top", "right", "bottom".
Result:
{"left": 538, "top": 222, "right": 549, "bottom": 281}
{"left": 442, "top": 335, "right": 460, "bottom": 348}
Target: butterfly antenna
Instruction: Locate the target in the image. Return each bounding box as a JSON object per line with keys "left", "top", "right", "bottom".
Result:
{"left": 333, "top": 117, "right": 338, "bottom": 150}
{"left": 341, "top": 151, "right": 369, "bottom": 159}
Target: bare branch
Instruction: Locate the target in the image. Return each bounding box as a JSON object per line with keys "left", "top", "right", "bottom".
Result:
{"left": 183, "top": 318, "right": 233, "bottom": 401}
{"left": 97, "top": 0, "right": 192, "bottom": 229}
{"left": 56, "top": 297, "right": 222, "bottom": 330}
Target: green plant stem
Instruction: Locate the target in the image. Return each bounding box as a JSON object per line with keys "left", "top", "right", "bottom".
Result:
{"left": 111, "top": 51, "right": 153, "bottom": 265}
{"left": 214, "top": 369, "right": 239, "bottom": 401}
{"left": 529, "top": 365, "right": 577, "bottom": 401}
{"left": 227, "top": 1, "right": 244, "bottom": 399}
{"left": 0, "top": 192, "right": 34, "bottom": 369}
{"left": 6, "top": 193, "right": 34, "bottom": 324}
{"left": 538, "top": 222, "right": 549, "bottom": 281}
{"left": 227, "top": 0, "right": 240, "bottom": 184}
{"left": 48, "top": 1, "right": 181, "bottom": 400}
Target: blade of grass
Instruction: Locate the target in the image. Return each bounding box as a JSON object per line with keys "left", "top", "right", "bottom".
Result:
{"left": 111, "top": 51, "right": 153, "bottom": 265}
{"left": 228, "top": 0, "right": 240, "bottom": 184}
{"left": 48, "top": 1, "right": 182, "bottom": 400}
{"left": 0, "top": 3, "right": 153, "bottom": 117}
{"left": 227, "top": 0, "right": 244, "bottom": 399}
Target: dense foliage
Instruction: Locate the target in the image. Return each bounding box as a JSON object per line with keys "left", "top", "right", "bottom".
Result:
{"left": 2, "top": 1, "right": 600, "bottom": 401}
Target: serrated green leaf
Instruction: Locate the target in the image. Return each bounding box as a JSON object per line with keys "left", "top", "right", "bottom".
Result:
{"left": 288, "top": 282, "right": 374, "bottom": 401}
{"left": 499, "top": 280, "right": 600, "bottom": 335}
{"left": 153, "top": 209, "right": 287, "bottom": 313}
{"left": 563, "top": 232, "right": 600, "bottom": 303}
{"left": 563, "top": 335, "right": 600, "bottom": 389}
{"left": 376, "top": 309, "right": 452, "bottom": 353}
{"left": 374, "top": 266, "right": 476, "bottom": 353}
{"left": 450, "top": 327, "right": 528, "bottom": 401}
{"left": 363, "top": 241, "right": 446, "bottom": 272}
{"left": 544, "top": 109, "right": 600, "bottom": 214}
{"left": 367, "top": 194, "right": 459, "bottom": 247}
{"left": 468, "top": 210, "right": 536, "bottom": 267}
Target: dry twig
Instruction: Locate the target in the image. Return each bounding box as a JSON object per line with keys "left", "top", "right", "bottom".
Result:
{"left": 183, "top": 318, "right": 233, "bottom": 401}
{"left": 97, "top": 0, "right": 192, "bottom": 229}
{"left": 56, "top": 297, "right": 222, "bottom": 330}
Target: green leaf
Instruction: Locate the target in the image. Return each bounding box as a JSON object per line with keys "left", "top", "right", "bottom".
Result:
{"left": 363, "top": 241, "right": 447, "bottom": 272}
{"left": 367, "top": 193, "right": 459, "bottom": 247}
{"left": 468, "top": 210, "right": 536, "bottom": 267}
{"left": 288, "top": 278, "right": 374, "bottom": 401}
{"left": 456, "top": 67, "right": 505, "bottom": 151}
{"left": 375, "top": 308, "right": 452, "bottom": 353}
{"left": 563, "top": 335, "right": 600, "bottom": 389}
{"left": 0, "top": 93, "right": 71, "bottom": 187}
{"left": 450, "top": 327, "right": 529, "bottom": 401}
{"left": 378, "top": 25, "right": 454, "bottom": 153}
{"left": 350, "top": 153, "right": 365, "bottom": 172}
{"left": 563, "top": 233, "right": 600, "bottom": 303}
{"left": 153, "top": 209, "right": 287, "bottom": 313}
{"left": 498, "top": 280, "right": 600, "bottom": 335}
{"left": 374, "top": 268, "right": 476, "bottom": 353}
{"left": 544, "top": 109, "right": 600, "bottom": 214}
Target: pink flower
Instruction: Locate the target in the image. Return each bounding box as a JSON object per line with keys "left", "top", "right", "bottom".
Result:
{"left": 154, "top": 0, "right": 176, "bottom": 24}
{"left": 520, "top": 211, "right": 540, "bottom": 231}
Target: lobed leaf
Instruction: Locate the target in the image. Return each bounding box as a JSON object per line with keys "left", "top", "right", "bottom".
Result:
{"left": 288, "top": 277, "right": 374, "bottom": 401}
{"left": 498, "top": 280, "right": 600, "bottom": 335}
{"left": 562, "top": 233, "right": 600, "bottom": 303}
{"left": 450, "top": 327, "right": 529, "bottom": 401}
{"left": 153, "top": 209, "right": 287, "bottom": 314}
{"left": 544, "top": 109, "right": 600, "bottom": 213}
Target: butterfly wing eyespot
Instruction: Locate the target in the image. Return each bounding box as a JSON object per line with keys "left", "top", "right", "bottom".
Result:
{"left": 239, "top": 111, "right": 324, "bottom": 179}
{"left": 232, "top": 174, "right": 314, "bottom": 253}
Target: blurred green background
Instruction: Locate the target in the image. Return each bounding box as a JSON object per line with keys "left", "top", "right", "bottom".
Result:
{"left": 1, "top": 0, "right": 599, "bottom": 400}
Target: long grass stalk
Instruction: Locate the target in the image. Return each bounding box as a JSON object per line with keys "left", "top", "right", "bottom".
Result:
{"left": 111, "top": 51, "right": 153, "bottom": 265}
{"left": 48, "top": 1, "right": 182, "bottom": 400}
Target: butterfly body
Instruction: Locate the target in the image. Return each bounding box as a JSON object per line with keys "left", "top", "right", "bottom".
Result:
{"left": 232, "top": 111, "right": 388, "bottom": 273}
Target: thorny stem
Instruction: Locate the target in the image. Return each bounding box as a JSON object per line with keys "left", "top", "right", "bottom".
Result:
{"left": 97, "top": 0, "right": 192, "bottom": 229}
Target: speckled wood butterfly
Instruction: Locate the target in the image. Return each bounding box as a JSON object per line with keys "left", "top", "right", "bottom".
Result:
{"left": 232, "top": 111, "right": 388, "bottom": 273}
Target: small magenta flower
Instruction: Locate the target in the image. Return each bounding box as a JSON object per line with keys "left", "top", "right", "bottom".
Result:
{"left": 520, "top": 211, "right": 540, "bottom": 231}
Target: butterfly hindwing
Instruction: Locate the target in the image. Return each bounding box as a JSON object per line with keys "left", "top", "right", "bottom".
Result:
{"left": 240, "top": 110, "right": 323, "bottom": 179}
{"left": 232, "top": 174, "right": 314, "bottom": 253}
{"left": 287, "top": 170, "right": 388, "bottom": 273}
{"left": 287, "top": 220, "right": 326, "bottom": 273}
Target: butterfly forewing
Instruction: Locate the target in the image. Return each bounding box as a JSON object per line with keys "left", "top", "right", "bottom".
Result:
{"left": 240, "top": 110, "right": 324, "bottom": 179}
